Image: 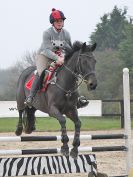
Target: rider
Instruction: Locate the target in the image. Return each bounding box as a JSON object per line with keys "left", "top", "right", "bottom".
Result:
{"left": 25, "top": 8, "right": 89, "bottom": 108}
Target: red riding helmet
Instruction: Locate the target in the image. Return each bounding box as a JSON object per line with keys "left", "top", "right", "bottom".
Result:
{"left": 49, "top": 8, "right": 66, "bottom": 24}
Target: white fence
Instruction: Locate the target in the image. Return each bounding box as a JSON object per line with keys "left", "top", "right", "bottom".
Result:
{"left": 0, "top": 100, "right": 102, "bottom": 118}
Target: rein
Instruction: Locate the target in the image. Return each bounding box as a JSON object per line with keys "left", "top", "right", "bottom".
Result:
{"left": 54, "top": 51, "right": 95, "bottom": 97}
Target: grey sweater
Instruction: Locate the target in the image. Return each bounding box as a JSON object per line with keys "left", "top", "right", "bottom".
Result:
{"left": 38, "top": 27, "right": 72, "bottom": 61}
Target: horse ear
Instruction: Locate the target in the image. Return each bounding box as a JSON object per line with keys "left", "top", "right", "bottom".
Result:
{"left": 91, "top": 43, "right": 97, "bottom": 51}
{"left": 81, "top": 42, "right": 86, "bottom": 52}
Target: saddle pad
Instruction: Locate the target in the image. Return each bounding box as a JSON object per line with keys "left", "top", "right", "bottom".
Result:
{"left": 25, "top": 75, "right": 35, "bottom": 90}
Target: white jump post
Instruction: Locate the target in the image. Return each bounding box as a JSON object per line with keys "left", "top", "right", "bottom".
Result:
{"left": 123, "top": 68, "right": 132, "bottom": 174}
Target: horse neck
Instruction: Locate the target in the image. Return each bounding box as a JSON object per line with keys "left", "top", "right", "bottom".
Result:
{"left": 58, "top": 52, "right": 79, "bottom": 89}
{"left": 66, "top": 52, "right": 78, "bottom": 71}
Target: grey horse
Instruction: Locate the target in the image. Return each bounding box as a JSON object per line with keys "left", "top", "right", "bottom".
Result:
{"left": 15, "top": 41, "right": 97, "bottom": 159}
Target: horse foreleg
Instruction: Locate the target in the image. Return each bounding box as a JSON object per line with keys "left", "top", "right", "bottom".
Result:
{"left": 66, "top": 109, "right": 81, "bottom": 159}
{"left": 15, "top": 110, "right": 23, "bottom": 136}
{"left": 49, "top": 106, "right": 69, "bottom": 156}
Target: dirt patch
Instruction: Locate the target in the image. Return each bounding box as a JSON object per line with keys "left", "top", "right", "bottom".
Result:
{"left": 0, "top": 130, "right": 133, "bottom": 177}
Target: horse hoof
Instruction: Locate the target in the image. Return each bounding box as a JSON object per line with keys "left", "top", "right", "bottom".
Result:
{"left": 61, "top": 145, "right": 69, "bottom": 157}
{"left": 70, "top": 147, "right": 78, "bottom": 159}
{"left": 15, "top": 127, "right": 23, "bottom": 136}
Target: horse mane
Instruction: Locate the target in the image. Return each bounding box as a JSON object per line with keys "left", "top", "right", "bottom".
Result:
{"left": 65, "top": 41, "right": 83, "bottom": 61}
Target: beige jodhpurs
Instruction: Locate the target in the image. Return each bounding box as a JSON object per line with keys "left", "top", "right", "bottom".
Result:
{"left": 35, "top": 54, "right": 53, "bottom": 76}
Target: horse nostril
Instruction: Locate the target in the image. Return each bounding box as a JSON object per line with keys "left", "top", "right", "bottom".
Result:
{"left": 89, "top": 82, "right": 97, "bottom": 90}
{"left": 90, "top": 83, "right": 93, "bottom": 87}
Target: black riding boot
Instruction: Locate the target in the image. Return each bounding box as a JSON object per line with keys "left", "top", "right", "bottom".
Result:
{"left": 24, "top": 74, "right": 40, "bottom": 108}
{"left": 77, "top": 96, "right": 89, "bottom": 109}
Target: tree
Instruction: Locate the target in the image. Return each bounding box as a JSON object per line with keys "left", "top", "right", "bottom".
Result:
{"left": 90, "top": 6, "right": 129, "bottom": 51}
{"left": 90, "top": 14, "right": 110, "bottom": 51}
{"left": 118, "top": 24, "right": 133, "bottom": 69}
{"left": 0, "top": 51, "right": 36, "bottom": 100}
{"left": 118, "top": 23, "right": 133, "bottom": 99}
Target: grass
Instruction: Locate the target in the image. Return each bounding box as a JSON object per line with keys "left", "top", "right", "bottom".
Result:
{"left": 0, "top": 116, "right": 130, "bottom": 133}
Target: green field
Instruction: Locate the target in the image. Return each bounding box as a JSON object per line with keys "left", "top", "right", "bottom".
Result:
{"left": 0, "top": 117, "right": 132, "bottom": 132}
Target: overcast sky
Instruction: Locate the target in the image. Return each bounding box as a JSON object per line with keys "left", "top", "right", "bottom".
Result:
{"left": 0, "top": 0, "right": 133, "bottom": 69}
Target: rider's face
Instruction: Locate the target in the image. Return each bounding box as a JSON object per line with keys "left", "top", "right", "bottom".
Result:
{"left": 53, "top": 19, "right": 64, "bottom": 30}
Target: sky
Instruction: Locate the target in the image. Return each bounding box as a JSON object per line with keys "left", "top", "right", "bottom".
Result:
{"left": 0, "top": 0, "right": 133, "bottom": 69}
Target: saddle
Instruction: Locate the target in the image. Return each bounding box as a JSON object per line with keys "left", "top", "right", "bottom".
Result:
{"left": 25, "top": 63, "right": 59, "bottom": 92}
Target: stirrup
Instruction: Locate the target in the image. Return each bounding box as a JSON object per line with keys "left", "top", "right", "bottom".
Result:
{"left": 77, "top": 96, "right": 89, "bottom": 109}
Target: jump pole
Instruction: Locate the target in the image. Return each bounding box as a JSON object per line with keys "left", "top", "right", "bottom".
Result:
{"left": 0, "top": 146, "right": 127, "bottom": 156}
{"left": 123, "top": 68, "right": 132, "bottom": 174}
{"left": 0, "top": 134, "right": 126, "bottom": 142}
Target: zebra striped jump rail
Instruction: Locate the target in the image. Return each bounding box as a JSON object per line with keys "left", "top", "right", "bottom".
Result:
{"left": 0, "top": 146, "right": 127, "bottom": 155}
{"left": 0, "top": 154, "right": 97, "bottom": 177}
{"left": 0, "top": 134, "right": 126, "bottom": 142}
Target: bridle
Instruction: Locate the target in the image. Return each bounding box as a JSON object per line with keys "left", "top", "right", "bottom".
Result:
{"left": 76, "top": 51, "right": 96, "bottom": 82}
{"left": 54, "top": 50, "right": 96, "bottom": 96}
{"left": 64, "top": 50, "right": 96, "bottom": 83}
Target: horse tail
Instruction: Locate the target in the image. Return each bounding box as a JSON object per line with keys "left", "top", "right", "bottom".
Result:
{"left": 16, "top": 66, "right": 36, "bottom": 110}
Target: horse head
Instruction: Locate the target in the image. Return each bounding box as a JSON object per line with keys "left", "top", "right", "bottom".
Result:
{"left": 65, "top": 41, "right": 97, "bottom": 91}
{"left": 77, "top": 42, "right": 97, "bottom": 90}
